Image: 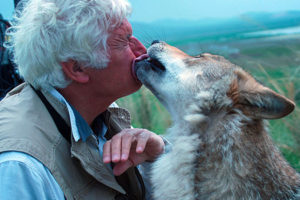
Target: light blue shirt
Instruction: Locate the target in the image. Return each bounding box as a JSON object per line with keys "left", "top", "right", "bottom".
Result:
{"left": 0, "top": 88, "right": 109, "bottom": 200}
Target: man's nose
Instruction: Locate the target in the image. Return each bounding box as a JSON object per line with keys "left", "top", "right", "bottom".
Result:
{"left": 130, "top": 36, "right": 147, "bottom": 57}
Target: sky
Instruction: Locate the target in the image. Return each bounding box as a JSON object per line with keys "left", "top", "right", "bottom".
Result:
{"left": 128, "top": 0, "right": 300, "bottom": 22}
{"left": 0, "top": 1, "right": 14, "bottom": 19}
{"left": 1, "top": 0, "right": 300, "bottom": 22}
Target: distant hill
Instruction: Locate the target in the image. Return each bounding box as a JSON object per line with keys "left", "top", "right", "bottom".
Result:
{"left": 131, "top": 10, "right": 300, "bottom": 45}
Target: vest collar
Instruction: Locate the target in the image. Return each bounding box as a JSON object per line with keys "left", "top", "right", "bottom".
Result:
{"left": 69, "top": 107, "right": 132, "bottom": 194}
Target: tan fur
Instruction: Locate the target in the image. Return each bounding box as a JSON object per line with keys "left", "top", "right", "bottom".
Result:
{"left": 135, "top": 42, "right": 300, "bottom": 200}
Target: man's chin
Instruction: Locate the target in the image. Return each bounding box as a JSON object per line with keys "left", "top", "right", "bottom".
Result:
{"left": 132, "top": 81, "right": 143, "bottom": 92}
{"left": 120, "top": 81, "right": 142, "bottom": 98}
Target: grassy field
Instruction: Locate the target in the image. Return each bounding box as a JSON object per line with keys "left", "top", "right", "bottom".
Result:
{"left": 117, "top": 34, "right": 300, "bottom": 171}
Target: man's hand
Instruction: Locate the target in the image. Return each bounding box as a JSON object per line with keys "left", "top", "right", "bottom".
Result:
{"left": 102, "top": 128, "right": 164, "bottom": 176}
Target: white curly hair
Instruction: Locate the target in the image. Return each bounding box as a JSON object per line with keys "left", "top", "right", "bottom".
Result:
{"left": 6, "top": 0, "right": 131, "bottom": 88}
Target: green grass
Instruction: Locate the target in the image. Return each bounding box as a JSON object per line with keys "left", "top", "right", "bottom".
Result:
{"left": 117, "top": 88, "right": 171, "bottom": 135}
{"left": 240, "top": 46, "right": 294, "bottom": 58}
{"left": 117, "top": 36, "right": 300, "bottom": 172}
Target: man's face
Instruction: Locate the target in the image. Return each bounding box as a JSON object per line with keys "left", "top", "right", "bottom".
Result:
{"left": 88, "top": 19, "right": 146, "bottom": 100}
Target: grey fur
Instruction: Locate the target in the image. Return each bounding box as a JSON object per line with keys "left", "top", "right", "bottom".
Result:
{"left": 135, "top": 42, "right": 300, "bottom": 200}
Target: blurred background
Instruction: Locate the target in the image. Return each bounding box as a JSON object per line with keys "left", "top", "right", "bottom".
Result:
{"left": 1, "top": 0, "right": 300, "bottom": 170}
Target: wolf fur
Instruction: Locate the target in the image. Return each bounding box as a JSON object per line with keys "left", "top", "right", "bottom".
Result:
{"left": 135, "top": 42, "right": 300, "bottom": 200}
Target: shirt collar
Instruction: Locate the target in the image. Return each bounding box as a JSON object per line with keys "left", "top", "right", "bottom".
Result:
{"left": 47, "top": 87, "right": 94, "bottom": 142}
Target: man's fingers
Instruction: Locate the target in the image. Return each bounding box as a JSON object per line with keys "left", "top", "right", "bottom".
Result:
{"left": 120, "top": 132, "right": 134, "bottom": 161}
{"left": 102, "top": 128, "right": 163, "bottom": 166}
{"left": 111, "top": 134, "right": 122, "bottom": 163}
{"left": 103, "top": 140, "right": 111, "bottom": 163}
{"left": 113, "top": 159, "right": 134, "bottom": 176}
{"left": 136, "top": 131, "right": 150, "bottom": 153}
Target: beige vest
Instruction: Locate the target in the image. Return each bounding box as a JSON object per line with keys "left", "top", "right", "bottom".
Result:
{"left": 0, "top": 83, "right": 144, "bottom": 200}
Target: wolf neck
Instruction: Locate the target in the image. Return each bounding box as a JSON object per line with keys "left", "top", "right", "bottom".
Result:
{"left": 178, "top": 112, "right": 300, "bottom": 199}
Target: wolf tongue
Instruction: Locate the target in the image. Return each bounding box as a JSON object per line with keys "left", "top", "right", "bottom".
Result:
{"left": 135, "top": 54, "right": 149, "bottom": 62}
{"left": 131, "top": 54, "right": 149, "bottom": 83}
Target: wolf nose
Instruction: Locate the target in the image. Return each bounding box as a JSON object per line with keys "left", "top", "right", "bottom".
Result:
{"left": 151, "top": 40, "right": 160, "bottom": 45}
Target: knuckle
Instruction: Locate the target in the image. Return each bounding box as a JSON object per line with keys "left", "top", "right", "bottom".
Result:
{"left": 123, "top": 128, "right": 131, "bottom": 132}
{"left": 141, "top": 129, "right": 152, "bottom": 135}
{"left": 122, "top": 131, "right": 132, "bottom": 138}
{"left": 118, "top": 129, "right": 132, "bottom": 137}
{"left": 111, "top": 134, "right": 121, "bottom": 141}
{"left": 119, "top": 135, "right": 132, "bottom": 143}
{"left": 140, "top": 130, "right": 151, "bottom": 138}
{"left": 122, "top": 128, "right": 132, "bottom": 133}
{"left": 139, "top": 132, "right": 147, "bottom": 139}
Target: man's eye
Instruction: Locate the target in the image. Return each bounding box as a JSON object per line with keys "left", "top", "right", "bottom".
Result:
{"left": 127, "top": 34, "right": 133, "bottom": 41}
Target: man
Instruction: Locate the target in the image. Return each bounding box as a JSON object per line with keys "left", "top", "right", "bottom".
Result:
{"left": 0, "top": 0, "right": 165, "bottom": 199}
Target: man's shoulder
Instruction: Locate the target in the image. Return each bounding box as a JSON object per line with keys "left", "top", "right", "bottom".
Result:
{"left": 0, "top": 151, "right": 65, "bottom": 199}
{"left": 0, "top": 83, "right": 63, "bottom": 163}
{"left": 0, "top": 83, "right": 56, "bottom": 136}
{"left": 1, "top": 82, "right": 30, "bottom": 101}
{"left": 0, "top": 151, "right": 45, "bottom": 171}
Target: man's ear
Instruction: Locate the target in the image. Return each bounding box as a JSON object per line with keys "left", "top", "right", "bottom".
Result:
{"left": 61, "top": 60, "right": 89, "bottom": 83}
{"left": 232, "top": 69, "right": 295, "bottom": 119}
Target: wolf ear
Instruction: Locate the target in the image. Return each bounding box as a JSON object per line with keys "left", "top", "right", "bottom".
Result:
{"left": 232, "top": 70, "right": 295, "bottom": 119}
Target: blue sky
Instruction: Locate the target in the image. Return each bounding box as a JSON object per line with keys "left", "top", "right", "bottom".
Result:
{"left": 128, "top": 0, "right": 300, "bottom": 22}
{"left": 0, "top": 1, "right": 14, "bottom": 19}
{"left": 1, "top": 0, "right": 300, "bottom": 22}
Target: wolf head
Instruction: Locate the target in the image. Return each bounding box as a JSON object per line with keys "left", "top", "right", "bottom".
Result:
{"left": 135, "top": 41, "right": 295, "bottom": 122}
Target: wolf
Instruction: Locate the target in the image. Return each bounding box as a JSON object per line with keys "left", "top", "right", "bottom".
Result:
{"left": 134, "top": 41, "right": 300, "bottom": 200}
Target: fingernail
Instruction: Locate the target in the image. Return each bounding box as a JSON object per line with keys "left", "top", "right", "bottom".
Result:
{"left": 121, "top": 154, "right": 127, "bottom": 160}
{"left": 136, "top": 147, "right": 143, "bottom": 152}
{"left": 112, "top": 155, "right": 119, "bottom": 161}
{"left": 103, "top": 157, "right": 110, "bottom": 163}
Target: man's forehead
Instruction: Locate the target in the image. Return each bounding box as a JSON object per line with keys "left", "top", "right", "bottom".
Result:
{"left": 113, "top": 19, "right": 132, "bottom": 35}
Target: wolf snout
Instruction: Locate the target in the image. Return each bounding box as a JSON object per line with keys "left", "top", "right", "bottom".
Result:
{"left": 132, "top": 54, "right": 149, "bottom": 82}
{"left": 133, "top": 55, "right": 166, "bottom": 78}
{"left": 151, "top": 40, "right": 161, "bottom": 45}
